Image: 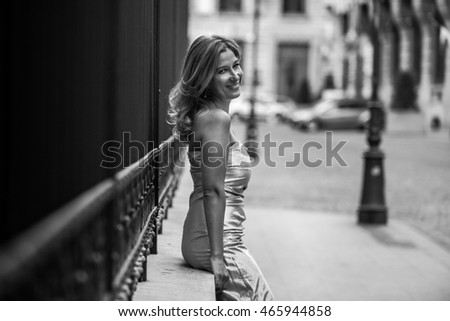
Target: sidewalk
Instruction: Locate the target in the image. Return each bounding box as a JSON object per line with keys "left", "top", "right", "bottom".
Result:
{"left": 173, "top": 168, "right": 450, "bottom": 301}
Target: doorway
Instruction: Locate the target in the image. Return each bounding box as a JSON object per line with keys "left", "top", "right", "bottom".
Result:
{"left": 277, "top": 43, "right": 309, "bottom": 102}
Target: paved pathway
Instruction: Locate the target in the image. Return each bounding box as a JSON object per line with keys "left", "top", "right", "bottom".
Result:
{"left": 174, "top": 165, "right": 450, "bottom": 300}
{"left": 244, "top": 205, "right": 450, "bottom": 300}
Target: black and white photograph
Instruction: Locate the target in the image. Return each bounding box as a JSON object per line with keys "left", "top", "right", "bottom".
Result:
{"left": 2, "top": 0, "right": 450, "bottom": 318}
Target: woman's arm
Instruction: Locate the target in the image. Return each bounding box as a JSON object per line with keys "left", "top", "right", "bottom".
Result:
{"left": 194, "top": 108, "right": 230, "bottom": 292}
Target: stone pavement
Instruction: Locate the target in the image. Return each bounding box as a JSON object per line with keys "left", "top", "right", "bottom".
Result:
{"left": 170, "top": 168, "right": 450, "bottom": 301}
{"left": 244, "top": 207, "right": 450, "bottom": 300}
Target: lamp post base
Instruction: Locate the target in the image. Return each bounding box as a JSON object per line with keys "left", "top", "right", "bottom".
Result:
{"left": 357, "top": 205, "right": 388, "bottom": 224}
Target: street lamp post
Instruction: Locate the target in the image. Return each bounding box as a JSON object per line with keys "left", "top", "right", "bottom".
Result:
{"left": 357, "top": 2, "right": 388, "bottom": 225}
{"left": 357, "top": 101, "right": 388, "bottom": 224}
{"left": 246, "top": 0, "right": 261, "bottom": 159}
{"left": 357, "top": 68, "right": 388, "bottom": 224}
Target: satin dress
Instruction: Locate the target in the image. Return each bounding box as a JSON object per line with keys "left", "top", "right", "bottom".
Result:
{"left": 182, "top": 140, "right": 274, "bottom": 301}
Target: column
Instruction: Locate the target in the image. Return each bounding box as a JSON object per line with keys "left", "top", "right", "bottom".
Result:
{"left": 391, "top": 0, "right": 414, "bottom": 73}
{"left": 344, "top": 6, "right": 360, "bottom": 98}
{"left": 360, "top": 34, "right": 373, "bottom": 99}
{"left": 355, "top": 3, "right": 375, "bottom": 100}
{"left": 378, "top": 4, "right": 395, "bottom": 107}
{"left": 414, "top": 0, "right": 435, "bottom": 111}
{"left": 437, "top": 0, "right": 450, "bottom": 127}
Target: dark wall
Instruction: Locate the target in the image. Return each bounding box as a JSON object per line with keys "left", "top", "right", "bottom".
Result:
{"left": 159, "top": 0, "right": 189, "bottom": 141}
{"left": 6, "top": 0, "right": 187, "bottom": 244}
{"left": 114, "top": 0, "right": 158, "bottom": 165}
{"left": 8, "top": 0, "right": 115, "bottom": 243}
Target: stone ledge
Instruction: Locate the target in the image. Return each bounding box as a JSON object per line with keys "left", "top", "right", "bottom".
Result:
{"left": 133, "top": 192, "right": 215, "bottom": 301}
{"left": 133, "top": 252, "right": 215, "bottom": 301}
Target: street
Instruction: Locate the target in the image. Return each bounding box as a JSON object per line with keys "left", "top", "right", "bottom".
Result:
{"left": 231, "top": 119, "right": 450, "bottom": 251}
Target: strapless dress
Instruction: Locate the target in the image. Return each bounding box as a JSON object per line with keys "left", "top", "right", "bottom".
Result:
{"left": 181, "top": 141, "right": 274, "bottom": 301}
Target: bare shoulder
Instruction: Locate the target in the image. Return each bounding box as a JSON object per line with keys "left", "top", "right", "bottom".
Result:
{"left": 194, "top": 108, "right": 231, "bottom": 139}
{"left": 195, "top": 108, "right": 230, "bottom": 127}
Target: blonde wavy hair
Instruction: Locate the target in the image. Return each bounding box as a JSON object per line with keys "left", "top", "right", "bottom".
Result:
{"left": 167, "top": 35, "right": 241, "bottom": 140}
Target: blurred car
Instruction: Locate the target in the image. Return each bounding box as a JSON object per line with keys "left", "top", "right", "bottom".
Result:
{"left": 321, "top": 89, "right": 346, "bottom": 100}
{"left": 290, "top": 98, "right": 371, "bottom": 131}
{"left": 229, "top": 92, "right": 297, "bottom": 122}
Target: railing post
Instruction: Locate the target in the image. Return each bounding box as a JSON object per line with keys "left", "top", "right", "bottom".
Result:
{"left": 150, "top": 0, "right": 160, "bottom": 255}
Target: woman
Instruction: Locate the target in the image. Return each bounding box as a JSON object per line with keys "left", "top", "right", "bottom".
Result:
{"left": 168, "top": 35, "right": 273, "bottom": 301}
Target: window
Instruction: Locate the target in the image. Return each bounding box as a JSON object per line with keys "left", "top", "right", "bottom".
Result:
{"left": 283, "top": 0, "right": 305, "bottom": 14}
{"left": 219, "top": 0, "right": 241, "bottom": 12}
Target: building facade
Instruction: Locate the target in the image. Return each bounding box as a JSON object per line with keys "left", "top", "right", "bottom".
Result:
{"left": 189, "top": 0, "right": 334, "bottom": 102}
{"left": 326, "top": 0, "right": 449, "bottom": 130}
{"left": 190, "top": 0, "right": 449, "bottom": 131}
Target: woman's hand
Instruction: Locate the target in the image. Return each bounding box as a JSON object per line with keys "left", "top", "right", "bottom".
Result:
{"left": 210, "top": 255, "right": 229, "bottom": 293}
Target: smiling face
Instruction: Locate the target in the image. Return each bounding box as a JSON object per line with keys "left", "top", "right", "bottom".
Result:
{"left": 209, "top": 48, "right": 243, "bottom": 105}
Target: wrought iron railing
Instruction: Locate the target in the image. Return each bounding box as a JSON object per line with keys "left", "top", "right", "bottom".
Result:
{"left": 0, "top": 136, "right": 186, "bottom": 300}
{"left": 156, "top": 137, "right": 185, "bottom": 237}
